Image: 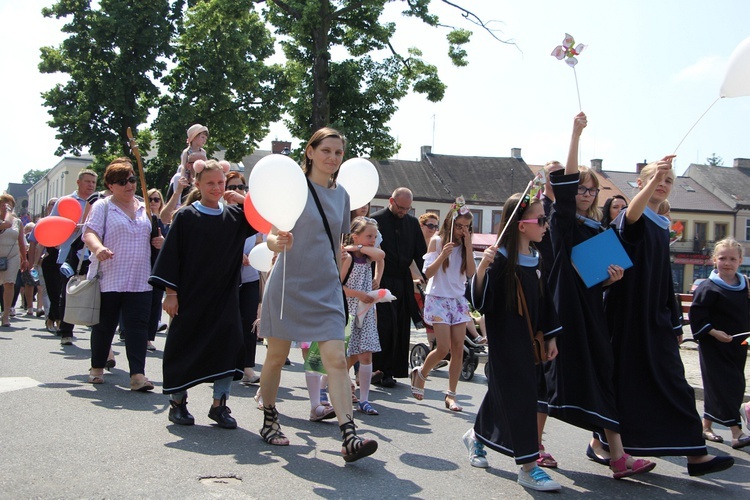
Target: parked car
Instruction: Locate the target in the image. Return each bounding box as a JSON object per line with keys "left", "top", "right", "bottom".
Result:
{"left": 689, "top": 278, "right": 706, "bottom": 293}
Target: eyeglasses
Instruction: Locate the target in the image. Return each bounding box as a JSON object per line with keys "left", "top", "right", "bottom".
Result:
{"left": 114, "top": 176, "right": 137, "bottom": 186}
{"left": 148, "top": 197, "right": 162, "bottom": 203}
{"left": 423, "top": 223, "right": 439, "bottom": 231}
{"left": 454, "top": 222, "right": 471, "bottom": 231}
{"left": 226, "top": 184, "right": 247, "bottom": 192}
{"left": 391, "top": 199, "right": 412, "bottom": 212}
{"left": 518, "top": 215, "right": 549, "bottom": 227}
{"left": 577, "top": 186, "right": 600, "bottom": 196}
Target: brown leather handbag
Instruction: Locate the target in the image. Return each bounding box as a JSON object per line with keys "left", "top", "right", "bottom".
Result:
{"left": 516, "top": 275, "right": 547, "bottom": 365}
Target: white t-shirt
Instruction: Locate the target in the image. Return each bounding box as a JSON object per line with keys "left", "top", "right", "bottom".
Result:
{"left": 422, "top": 235, "right": 468, "bottom": 298}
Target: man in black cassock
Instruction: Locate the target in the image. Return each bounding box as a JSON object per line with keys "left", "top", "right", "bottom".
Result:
{"left": 372, "top": 188, "right": 427, "bottom": 387}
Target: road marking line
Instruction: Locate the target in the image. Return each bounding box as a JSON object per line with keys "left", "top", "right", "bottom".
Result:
{"left": 0, "top": 377, "right": 40, "bottom": 394}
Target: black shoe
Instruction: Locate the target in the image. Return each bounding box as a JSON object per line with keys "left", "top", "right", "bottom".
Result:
{"left": 687, "top": 456, "right": 734, "bottom": 476}
{"left": 381, "top": 375, "right": 396, "bottom": 388}
{"left": 168, "top": 398, "right": 195, "bottom": 426}
{"left": 157, "top": 322, "right": 168, "bottom": 332}
{"left": 284, "top": 357, "right": 291, "bottom": 366}
{"left": 585, "top": 444, "right": 610, "bottom": 466}
{"left": 208, "top": 396, "right": 237, "bottom": 429}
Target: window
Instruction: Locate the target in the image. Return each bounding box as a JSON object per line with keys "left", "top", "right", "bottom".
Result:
{"left": 426, "top": 209, "right": 440, "bottom": 219}
{"left": 714, "top": 223, "right": 728, "bottom": 242}
{"left": 745, "top": 219, "right": 750, "bottom": 241}
{"left": 370, "top": 205, "right": 384, "bottom": 214}
{"left": 694, "top": 222, "right": 707, "bottom": 252}
{"left": 469, "top": 209, "right": 483, "bottom": 233}
{"left": 491, "top": 210, "right": 503, "bottom": 234}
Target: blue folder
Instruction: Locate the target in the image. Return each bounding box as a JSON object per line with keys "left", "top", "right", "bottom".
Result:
{"left": 570, "top": 229, "right": 633, "bottom": 288}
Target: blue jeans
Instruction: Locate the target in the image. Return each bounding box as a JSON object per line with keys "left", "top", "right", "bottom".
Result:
{"left": 170, "top": 375, "right": 233, "bottom": 402}
{"left": 91, "top": 291, "right": 151, "bottom": 375}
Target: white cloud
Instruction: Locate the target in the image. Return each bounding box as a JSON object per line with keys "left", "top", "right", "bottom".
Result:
{"left": 674, "top": 56, "right": 725, "bottom": 82}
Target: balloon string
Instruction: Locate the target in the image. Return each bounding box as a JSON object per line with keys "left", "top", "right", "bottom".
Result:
{"left": 673, "top": 97, "right": 721, "bottom": 155}
{"left": 573, "top": 66, "right": 582, "bottom": 112}
{"left": 280, "top": 244, "right": 286, "bottom": 320}
{"left": 495, "top": 179, "right": 534, "bottom": 247}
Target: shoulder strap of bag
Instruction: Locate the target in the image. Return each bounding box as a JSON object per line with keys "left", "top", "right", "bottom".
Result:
{"left": 306, "top": 178, "right": 337, "bottom": 263}
{"left": 77, "top": 198, "right": 109, "bottom": 276}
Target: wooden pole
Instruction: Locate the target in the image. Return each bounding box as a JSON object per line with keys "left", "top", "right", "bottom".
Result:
{"left": 126, "top": 127, "right": 151, "bottom": 218}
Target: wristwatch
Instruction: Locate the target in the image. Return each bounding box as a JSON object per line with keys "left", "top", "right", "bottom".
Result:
{"left": 357, "top": 244, "right": 363, "bottom": 250}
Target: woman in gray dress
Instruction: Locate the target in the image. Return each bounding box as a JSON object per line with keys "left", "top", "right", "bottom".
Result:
{"left": 258, "top": 127, "right": 378, "bottom": 463}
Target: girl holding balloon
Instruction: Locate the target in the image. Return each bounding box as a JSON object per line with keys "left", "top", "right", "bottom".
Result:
{"left": 150, "top": 159, "right": 257, "bottom": 428}
{"left": 256, "top": 127, "right": 378, "bottom": 463}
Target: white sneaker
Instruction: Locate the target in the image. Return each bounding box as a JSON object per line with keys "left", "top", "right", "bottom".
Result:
{"left": 462, "top": 428, "right": 489, "bottom": 468}
{"left": 9, "top": 308, "right": 16, "bottom": 317}
{"left": 26, "top": 308, "right": 34, "bottom": 316}
{"left": 518, "top": 466, "right": 561, "bottom": 491}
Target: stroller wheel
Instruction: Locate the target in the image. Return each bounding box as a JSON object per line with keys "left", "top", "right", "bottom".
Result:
{"left": 410, "top": 343, "right": 429, "bottom": 369}
{"left": 461, "top": 356, "right": 476, "bottom": 381}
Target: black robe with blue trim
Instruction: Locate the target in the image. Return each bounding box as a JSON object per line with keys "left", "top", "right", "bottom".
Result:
{"left": 604, "top": 208, "right": 706, "bottom": 456}
{"left": 467, "top": 249, "right": 561, "bottom": 465}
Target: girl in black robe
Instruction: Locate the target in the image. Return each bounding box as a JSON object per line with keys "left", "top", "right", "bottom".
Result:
{"left": 464, "top": 193, "right": 563, "bottom": 492}
{"left": 150, "top": 160, "right": 257, "bottom": 428}
{"left": 604, "top": 157, "right": 734, "bottom": 477}
{"left": 547, "top": 113, "right": 655, "bottom": 479}
{"left": 689, "top": 238, "right": 750, "bottom": 449}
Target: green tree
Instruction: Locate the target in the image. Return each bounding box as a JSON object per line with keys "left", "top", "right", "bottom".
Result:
{"left": 39, "top": 0, "right": 181, "bottom": 158}
{"left": 706, "top": 153, "right": 723, "bottom": 166}
{"left": 22, "top": 169, "right": 52, "bottom": 185}
{"left": 264, "top": 0, "right": 510, "bottom": 157}
{"left": 152, "top": 0, "right": 290, "bottom": 188}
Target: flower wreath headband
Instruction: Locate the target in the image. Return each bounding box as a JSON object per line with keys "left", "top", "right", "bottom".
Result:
{"left": 193, "top": 159, "right": 231, "bottom": 174}
{"left": 449, "top": 196, "right": 471, "bottom": 236}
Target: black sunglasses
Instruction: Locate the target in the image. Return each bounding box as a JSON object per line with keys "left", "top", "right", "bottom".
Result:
{"left": 226, "top": 184, "right": 247, "bottom": 192}
{"left": 518, "top": 215, "right": 549, "bottom": 227}
{"left": 423, "top": 223, "right": 439, "bottom": 230}
{"left": 148, "top": 197, "right": 162, "bottom": 203}
{"left": 114, "top": 176, "right": 137, "bottom": 186}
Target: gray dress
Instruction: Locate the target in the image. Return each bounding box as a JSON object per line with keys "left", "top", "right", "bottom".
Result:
{"left": 260, "top": 181, "right": 350, "bottom": 342}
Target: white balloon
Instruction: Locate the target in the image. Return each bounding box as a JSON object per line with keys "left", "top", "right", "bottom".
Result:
{"left": 248, "top": 154, "right": 307, "bottom": 231}
{"left": 337, "top": 158, "right": 380, "bottom": 210}
{"left": 721, "top": 35, "right": 750, "bottom": 98}
{"left": 248, "top": 242, "right": 275, "bottom": 273}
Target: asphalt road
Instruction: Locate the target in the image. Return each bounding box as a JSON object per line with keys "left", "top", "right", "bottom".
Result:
{"left": 0, "top": 314, "right": 748, "bottom": 499}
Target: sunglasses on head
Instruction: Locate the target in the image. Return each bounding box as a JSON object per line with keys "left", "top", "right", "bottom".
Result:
{"left": 423, "top": 223, "right": 439, "bottom": 230}
{"left": 148, "top": 197, "right": 162, "bottom": 203}
{"left": 226, "top": 184, "right": 247, "bottom": 192}
{"left": 114, "top": 176, "right": 137, "bottom": 186}
{"left": 518, "top": 215, "right": 549, "bottom": 227}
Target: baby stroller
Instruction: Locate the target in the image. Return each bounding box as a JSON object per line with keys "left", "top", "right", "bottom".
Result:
{"left": 409, "top": 327, "right": 488, "bottom": 381}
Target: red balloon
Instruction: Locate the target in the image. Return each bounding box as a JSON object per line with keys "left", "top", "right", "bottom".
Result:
{"left": 243, "top": 193, "right": 272, "bottom": 234}
{"left": 57, "top": 196, "right": 82, "bottom": 222}
{"left": 34, "top": 216, "right": 77, "bottom": 247}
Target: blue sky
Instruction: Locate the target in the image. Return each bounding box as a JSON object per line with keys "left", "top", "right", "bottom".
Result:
{"left": 4, "top": 0, "right": 750, "bottom": 192}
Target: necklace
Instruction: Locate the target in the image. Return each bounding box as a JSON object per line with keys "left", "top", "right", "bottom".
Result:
{"left": 112, "top": 198, "right": 136, "bottom": 219}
